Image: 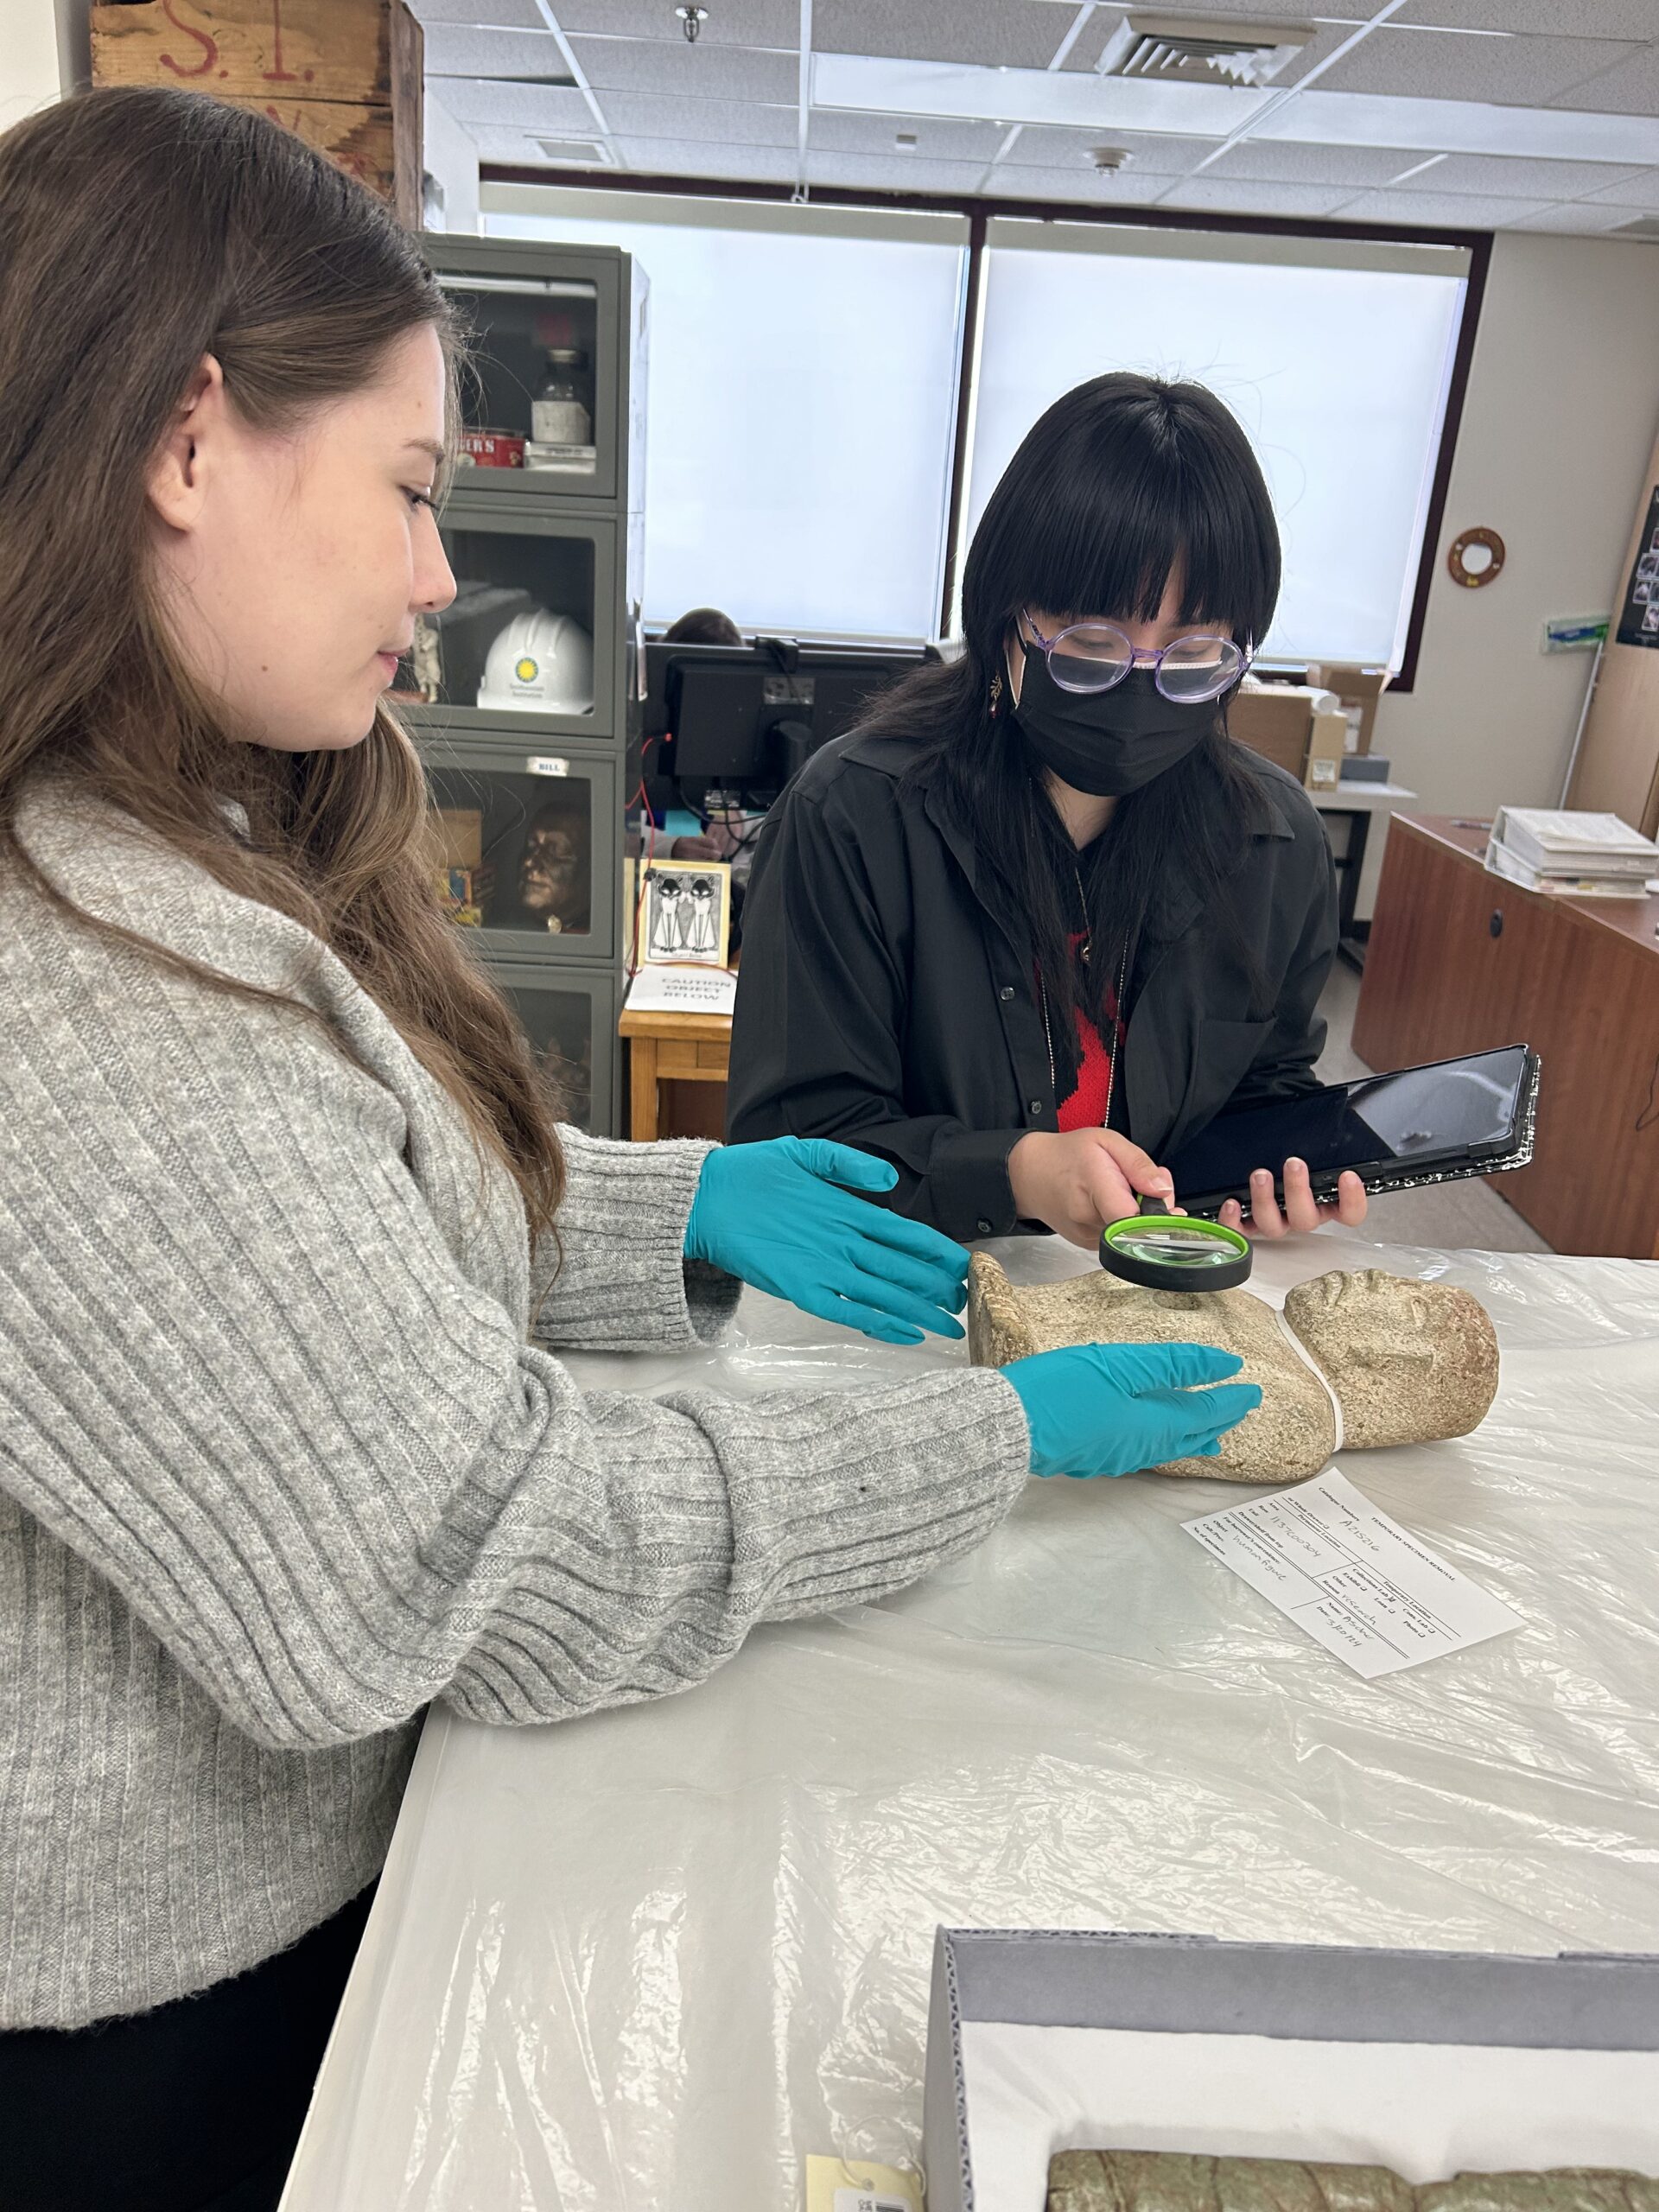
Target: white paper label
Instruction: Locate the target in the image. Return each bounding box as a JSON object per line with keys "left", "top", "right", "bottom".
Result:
{"left": 527, "top": 755, "right": 569, "bottom": 777}
{"left": 832, "top": 2194, "right": 910, "bottom": 2212}
{"left": 1183, "top": 1467, "right": 1522, "bottom": 1679}
{"left": 624, "top": 964, "right": 737, "bottom": 1016}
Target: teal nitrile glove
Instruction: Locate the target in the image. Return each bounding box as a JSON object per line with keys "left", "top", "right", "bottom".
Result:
{"left": 684, "top": 1137, "right": 969, "bottom": 1347}
{"left": 1004, "top": 1343, "right": 1262, "bottom": 1479}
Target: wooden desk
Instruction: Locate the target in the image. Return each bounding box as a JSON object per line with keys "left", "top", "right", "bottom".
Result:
{"left": 618, "top": 1002, "right": 732, "bottom": 1141}
{"left": 1353, "top": 814, "right": 1659, "bottom": 1260}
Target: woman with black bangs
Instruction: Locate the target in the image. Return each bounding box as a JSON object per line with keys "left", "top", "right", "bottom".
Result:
{"left": 728, "top": 372, "right": 1370, "bottom": 1248}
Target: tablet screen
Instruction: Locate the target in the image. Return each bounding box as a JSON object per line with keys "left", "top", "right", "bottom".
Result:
{"left": 1166, "top": 1046, "right": 1530, "bottom": 1204}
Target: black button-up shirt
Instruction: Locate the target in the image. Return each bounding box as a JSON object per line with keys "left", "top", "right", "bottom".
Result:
{"left": 727, "top": 728, "right": 1338, "bottom": 1240}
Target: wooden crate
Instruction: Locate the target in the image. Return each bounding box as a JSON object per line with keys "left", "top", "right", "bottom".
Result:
{"left": 91, "top": 0, "right": 423, "bottom": 226}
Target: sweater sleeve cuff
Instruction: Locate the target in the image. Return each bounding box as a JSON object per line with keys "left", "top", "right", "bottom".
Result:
{"left": 694, "top": 1364, "right": 1033, "bottom": 1624}
{"left": 531, "top": 1133, "right": 739, "bottom": 1352}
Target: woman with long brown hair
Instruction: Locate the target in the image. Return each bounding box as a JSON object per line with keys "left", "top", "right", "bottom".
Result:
{"left": 0, "top": 88, "right": 1255, "bottom": 2210}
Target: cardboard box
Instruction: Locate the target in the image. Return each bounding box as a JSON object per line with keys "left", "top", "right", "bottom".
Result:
{"left": 1227, "top": 683, "right": 1336, "bottom": 782}
{"left": 924, "top": 1928, "right": 1659, "bottom": 2212}
{"left": 91, "top": 0, "right": 423, "bottom": 226}
{"left": 1306, "top": 662, "right": 1391, "bottom": 755}
{"left": 1303, "top": 707, "right": 1348, "bottom": 794}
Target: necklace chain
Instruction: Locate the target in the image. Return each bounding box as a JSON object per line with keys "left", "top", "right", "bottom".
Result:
{"left": 1039, "top": 935, "right": 1129, "bottom": 1131}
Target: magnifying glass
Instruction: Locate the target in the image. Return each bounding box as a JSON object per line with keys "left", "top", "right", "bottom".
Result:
{"left": 1099, "top": 1201, "right": 1252, "bottom": 1293}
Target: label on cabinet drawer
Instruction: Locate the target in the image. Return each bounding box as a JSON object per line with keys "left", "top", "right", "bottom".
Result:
{"left": 526, "top": 756, "right": 569, "bottom": 777}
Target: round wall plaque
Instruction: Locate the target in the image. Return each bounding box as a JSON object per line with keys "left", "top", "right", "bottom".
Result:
{"left": 1448, "top": 526, "right": 1505, "bottom": 588}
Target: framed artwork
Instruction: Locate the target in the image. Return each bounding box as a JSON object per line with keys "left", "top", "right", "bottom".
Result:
{"left": 636, "top": 857, "right": 731, "bottom": 969}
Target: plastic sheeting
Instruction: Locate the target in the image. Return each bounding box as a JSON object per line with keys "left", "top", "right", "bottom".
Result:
{"left": 280, "top": 1234, "right": 1659, "bottom": 2212}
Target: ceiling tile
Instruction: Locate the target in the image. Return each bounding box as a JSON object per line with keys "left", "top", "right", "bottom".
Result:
{"left": 1156, "top": 175, "right": 1358, "bottom": 217}
{"left": 1395, "top": 0, "right": 1659, "bottom": 32}
{"left": 1315, "top": 27, "right": 1641, "bottom": 103}
{"left": 596, "top": 87, "right": 798, "bottom": 142}
{"left": 1201, "top": 139, "right": 1432, "bottom": 187}
{"left": 611, "top": 137, "right": 801, "bottom": 181}
{"left": 435, "top": 76, "right": 598, "bottom": 130}
{"left": 1336, "top": 186, "right": 1556, "bottom": 227}
{"left": 567, "top": 35, "right": 798, "bottom": 99}
{"left": 1393, "top": 151, "right": 1650, "bottom": 197}
{"left": 1580, "top": 167, "right": 1659, "bottom": 211}
{"left": 804, "top": 148, "right": 1000, "bottom": 193}
{"left": 424, "top": 25, "right": 574, "bottom": 79}
{"left": 985, "top": 166, "right": 1171, "bottom": 208}
{"left": 813, "top": 0, "right": 1062, "bottom": 69}
{"left": 809, "top": 110, "right": 1003, "bottom": 160}
{"left": 467, "top": 122, "right": 615, "bottom": 162}
{"left": 1500, "top": 200, "right": 1657, "bottom": 234}
{"left": 552, "top": 0, "right": 798, "bottom": 42}
{"left": 1054, "top": 7, "right": 1129, "bottom": 73}
{"left": 995, "top": 124, "right": 1214, "bottom": 175}
{"left": 410, "top": 0, "right": 546, "bottom": 26}
{"left": 1548, "top": 44, "right": 1659, "bottom": 116}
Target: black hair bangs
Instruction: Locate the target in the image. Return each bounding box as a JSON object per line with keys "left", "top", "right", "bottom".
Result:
{"left": 963, "top": 372, "right": 1282, "bottom": 655}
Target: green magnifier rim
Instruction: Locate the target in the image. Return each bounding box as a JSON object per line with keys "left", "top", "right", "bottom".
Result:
{"left": 1099, "top": 1209, "right": 1253, "bottom": 1294}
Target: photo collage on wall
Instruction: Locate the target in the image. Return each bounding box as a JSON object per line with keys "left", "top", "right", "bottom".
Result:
{"left": 1615, "top": 483, "right": 1659, "bottom": 649}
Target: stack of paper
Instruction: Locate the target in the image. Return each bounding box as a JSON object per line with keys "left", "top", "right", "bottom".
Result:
{"left": 1485, "top": 807, "right": 1659, "bottom": 898}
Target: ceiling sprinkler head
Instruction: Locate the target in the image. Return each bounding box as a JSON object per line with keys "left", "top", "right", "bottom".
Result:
{"left": 1090, "top": 144, "right": 1132, "bottom": 173}
{"left": 677, "top": 4, "right": 709, "bottom": 39}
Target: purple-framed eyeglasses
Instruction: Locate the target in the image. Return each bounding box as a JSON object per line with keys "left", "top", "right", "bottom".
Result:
{"left": 1021, "top": 612, "right": 1249, "bottom": 704}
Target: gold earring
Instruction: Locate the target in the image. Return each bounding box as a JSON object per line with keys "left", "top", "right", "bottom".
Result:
{"left": 989, "top": 671, "right": 1003, "bottom": 715}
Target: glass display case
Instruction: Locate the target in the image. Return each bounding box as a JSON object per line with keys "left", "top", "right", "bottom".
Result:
{"left": 411, "top": 236, "right": 645, "bottom": 1139}
{"left": 483, "top": 960, "right": 618, "bottom": 1138}
{"left": 426, "top": 240, "right": 644, "bottom": 506}
{"left": 397, "top": 500, "right": 619, "bottom": 740}
{"left": 421, "top": 742, "right": 619, "bottom": 963}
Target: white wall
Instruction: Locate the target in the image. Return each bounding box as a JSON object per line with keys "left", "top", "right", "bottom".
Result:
{"left": 423, "top": 88, "right": 480, "bottom": 236}
{"left": 0, "top": 0, "right": 63, "bottom": 130}
{"left": 1361, "top": 229, "right": 1659, "bottom": 916}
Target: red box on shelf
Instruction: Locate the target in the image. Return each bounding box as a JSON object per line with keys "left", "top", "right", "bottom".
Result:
{"left": 458, "top": 429, "right": 525, "bottom": 468}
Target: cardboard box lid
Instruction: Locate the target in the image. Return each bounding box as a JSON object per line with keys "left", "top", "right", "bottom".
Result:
{"left": 931, "top": 1929, "right": 1659, "bottom": 2047}
{"left": 1307, "top": 663, "right": 1391, "bottom": 702}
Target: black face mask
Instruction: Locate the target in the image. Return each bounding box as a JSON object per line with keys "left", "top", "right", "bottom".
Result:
{"left": 1011, "top": 649, "right": 1222, "bottom": 798}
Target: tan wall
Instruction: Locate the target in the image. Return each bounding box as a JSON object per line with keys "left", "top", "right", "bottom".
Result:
{"left": 1361, "top": 227, "right": 1659, "bottom": 918}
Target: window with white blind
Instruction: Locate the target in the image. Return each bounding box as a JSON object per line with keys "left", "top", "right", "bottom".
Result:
{"left": 963, "top": 220, "right": 1471, "bottom": 670}
{"left": 485, "top": 186, "right": 970, "bottom": 643}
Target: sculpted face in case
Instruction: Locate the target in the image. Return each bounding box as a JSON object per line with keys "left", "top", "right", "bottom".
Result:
{"left": 967, "top": 1256, "right": 1500, "bottom": 1481}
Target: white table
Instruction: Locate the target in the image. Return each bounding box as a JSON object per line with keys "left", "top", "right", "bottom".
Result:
{"left": 282, "top": 1231, "right": 1659, "bottom": 2212}
{"left": 1311, "top": 779, "right": 1419, "bottom": 951}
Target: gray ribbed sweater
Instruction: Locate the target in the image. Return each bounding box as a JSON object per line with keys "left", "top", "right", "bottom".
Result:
{"left": 0, "top": 781, "right": 1030, "bottom": 2029}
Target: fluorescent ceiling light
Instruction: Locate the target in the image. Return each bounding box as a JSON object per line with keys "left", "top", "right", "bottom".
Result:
{"left": 810, "top": 53, "right": 1659, "bottom": 168}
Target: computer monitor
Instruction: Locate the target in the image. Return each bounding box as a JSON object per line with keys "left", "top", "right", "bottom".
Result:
{"left": 644, "top": 636, "right": 929, "bottom": 804}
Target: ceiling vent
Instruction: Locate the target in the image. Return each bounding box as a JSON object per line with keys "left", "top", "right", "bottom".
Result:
{"left": 533, "top": 137, "right": 615, "bottom": 166}
{"left": 1097, "top": 13, "right": 1314, "bottom": 87}
{"left": 1611, "top": 214, "right": 1659, "bottom": 241}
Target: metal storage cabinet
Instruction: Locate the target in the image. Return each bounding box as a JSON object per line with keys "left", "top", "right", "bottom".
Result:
{"left": 404, "top": 497, "right": 624, "bottom": 742}
{"left": 419, "top": 736, "right": 623, "bottom": 965}
{"left": 422, "top": 238, "right": 648, "bottom": 510}
{"left": 482, "top": 958, "right": 620, "bottom": 1139}
{"left": 408, "top": 233, "right": 646, "bottom": 1138}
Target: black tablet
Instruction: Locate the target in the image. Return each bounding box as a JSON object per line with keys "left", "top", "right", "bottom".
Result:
{"left": 1164, "top": 1044, "right": 1541, "bottom": 1220}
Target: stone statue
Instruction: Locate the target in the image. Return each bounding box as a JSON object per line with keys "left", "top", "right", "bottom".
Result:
{"left": 968, "top": 1255, "right": 1500, "bottom": 1482}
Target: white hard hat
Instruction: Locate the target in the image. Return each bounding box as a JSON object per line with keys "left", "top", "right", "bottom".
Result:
{"left": 477, "top": 608, "right": 594, "bottom": 715}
